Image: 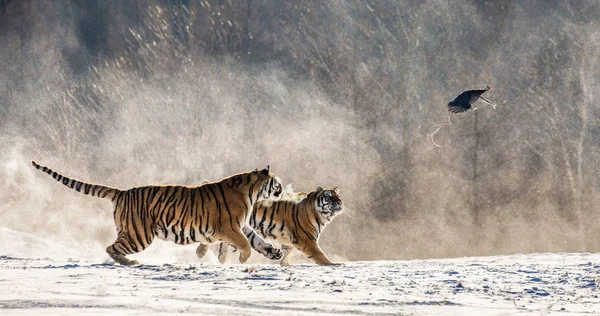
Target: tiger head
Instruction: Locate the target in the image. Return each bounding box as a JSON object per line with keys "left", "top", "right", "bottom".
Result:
{"left": 314, "top": 187, "right": 343, "bottom": 220}
{"left": 257, "top": 165, "right": 283, "bottom": 201}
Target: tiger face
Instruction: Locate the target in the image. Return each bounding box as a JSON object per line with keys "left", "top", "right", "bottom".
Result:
{"left": 315, "top": 187, "right": 343, "bottom": 220}
{"left": 258, "top": 166, "right": 283, "bottom": 201}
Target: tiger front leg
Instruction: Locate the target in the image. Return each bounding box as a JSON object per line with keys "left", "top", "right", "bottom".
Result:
{"left": 297, "top": 241, "right": 341, "bottom": 266}
{"left": 217, "top": 242, "right": 229, "bottom": 264}
{"left": 242, "top": 225, "right": 282, "bottom": 261}
{"left": 195, "top": 243, "right": 209, "bottom": 259}
{"left": 280, "top": 245, "right": 294, "bottom": 267}
{"left": 218, "top": 229, "right": 252, "bottom": 264}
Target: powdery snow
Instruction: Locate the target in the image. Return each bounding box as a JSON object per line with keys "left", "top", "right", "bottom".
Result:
{"left": 1, "top": 228, "right": 599, "bottom": 315}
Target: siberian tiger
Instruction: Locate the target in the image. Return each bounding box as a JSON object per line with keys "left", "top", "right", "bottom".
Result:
{"left": 31, "top": 161, "right": 283, "bottom": 265}
{"left": 216, "top": 186, "right": 344, "bottom": 266}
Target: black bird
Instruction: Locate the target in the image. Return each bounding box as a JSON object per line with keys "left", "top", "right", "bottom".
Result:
{"left": 448, "top": 85, "right": 494, "bottom": 113}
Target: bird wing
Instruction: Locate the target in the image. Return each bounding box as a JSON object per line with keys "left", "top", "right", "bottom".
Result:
{"left": 450, "top": 90, "right": 473, "bottom": 102}
{"left": 447, "top": 100, "right": 471, "bottom": 113}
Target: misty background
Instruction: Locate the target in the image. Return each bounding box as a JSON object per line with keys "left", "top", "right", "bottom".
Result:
{"left": 1, "top": 0, "right": 599, "bottom": 261}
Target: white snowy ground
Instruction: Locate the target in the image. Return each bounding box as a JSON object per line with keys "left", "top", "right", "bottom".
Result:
{"left": 1, "top": 227, "right": 599, "bottom": 315}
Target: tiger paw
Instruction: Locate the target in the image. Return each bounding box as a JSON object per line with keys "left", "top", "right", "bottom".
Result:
{"left": 218, "top": 250, "right": 228, "bottom": 264}
{"left": 238, "top": 250, "right": 251, "bottom": 264}
{"left": 318, "top": 261, "right": 343, "bottom": 266}
{"left": 264, "top": 245, "right": 282, "bottom": 261}
{"left": 124, "top": 259, "right": 140, "bottom": 266}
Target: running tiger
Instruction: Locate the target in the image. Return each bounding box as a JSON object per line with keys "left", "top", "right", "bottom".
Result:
{"left": 31, "top": 161, "right": 283, "bottom": 265}
{"left": 216, "top": 186, "right": 344, "bottom": 266}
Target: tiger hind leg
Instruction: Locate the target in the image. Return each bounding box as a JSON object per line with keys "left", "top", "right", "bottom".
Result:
{"left": 106, "top": 244, "right": 139, "bottom": 266}
{"left": 106, "top": 233, "right": 151, "bottom": 266}
{"left": 195, "top": 243, "right": 209, "bottom": 259}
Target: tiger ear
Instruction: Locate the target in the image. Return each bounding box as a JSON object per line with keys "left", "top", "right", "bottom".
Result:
{"left": 262, "top": 165, "right": 270, "bottom": 176}
{"left": 333, "top": 187, "right": 339, "bottom": 194}
{"left": 315, "top": 186, "right": 323, "bottom": 194}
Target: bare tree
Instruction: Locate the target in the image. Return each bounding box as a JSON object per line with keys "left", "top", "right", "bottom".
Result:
{"left": 523, "top": 29, "right": 595, "bottom": 226}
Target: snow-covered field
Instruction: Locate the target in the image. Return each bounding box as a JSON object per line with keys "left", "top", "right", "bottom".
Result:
{"left": 1, "top": 228, "right": 599, "bottom": 315}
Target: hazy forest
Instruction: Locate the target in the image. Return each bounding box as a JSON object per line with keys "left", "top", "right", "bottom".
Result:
{"left": 1, "top": 0, "right": 599, "bottom": 261}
